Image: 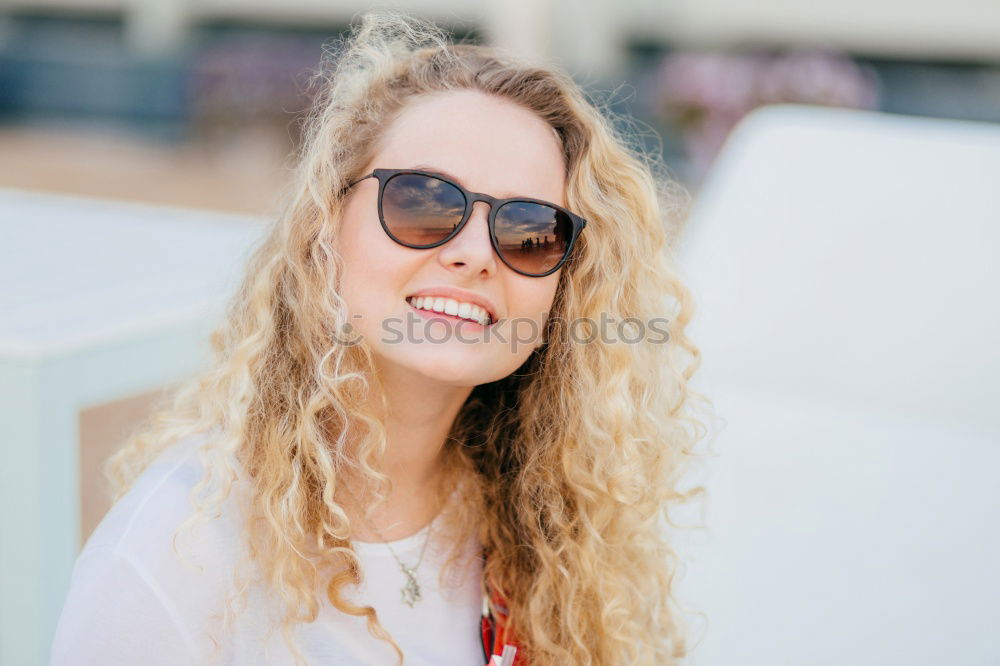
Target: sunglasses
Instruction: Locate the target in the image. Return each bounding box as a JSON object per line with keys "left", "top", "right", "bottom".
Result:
{"left": 341, "top": 168, "right": 587, "bottom": 277}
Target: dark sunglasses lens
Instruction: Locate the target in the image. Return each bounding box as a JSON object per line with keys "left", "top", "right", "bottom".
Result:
{"left": 382, "top": 173, "right": 466, "bottom": 246}
{"left": 495, "top": 201, "right": 573, "bottom": 275}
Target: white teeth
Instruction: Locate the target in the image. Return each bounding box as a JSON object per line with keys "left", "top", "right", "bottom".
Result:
{"left": 407, "top": 296, "right": 492, "bottom": 325}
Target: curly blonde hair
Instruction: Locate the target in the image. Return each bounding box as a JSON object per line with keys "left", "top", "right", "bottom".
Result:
{"left": 106, "top": 10, "right": 711, "bottom": 666}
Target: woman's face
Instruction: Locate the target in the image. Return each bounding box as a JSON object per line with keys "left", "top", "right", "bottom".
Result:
{"left": 336, "top": 89, "right": 568, "bottom": 388}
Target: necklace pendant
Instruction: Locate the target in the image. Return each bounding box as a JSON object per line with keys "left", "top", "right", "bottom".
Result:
{"left": 400, "top": 566, "right": 422, "bottom": 607}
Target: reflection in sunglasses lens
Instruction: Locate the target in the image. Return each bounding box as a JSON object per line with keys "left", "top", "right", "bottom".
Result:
{"left": 382, "top": 173, "right": 465, "bottom": 246}
{"left": 495, "top": 202, "right": 571, "bottom": 275}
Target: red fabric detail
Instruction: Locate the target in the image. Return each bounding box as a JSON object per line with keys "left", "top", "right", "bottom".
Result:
{"left": 482, "top": 580, "right": 527, "bottom": 666}
{"left": 481, "top": 613, "right": 495, "bottom": 664}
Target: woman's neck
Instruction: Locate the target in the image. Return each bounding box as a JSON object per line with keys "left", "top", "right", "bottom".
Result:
{"left": 337, "top": 362, "right": 475, "bottom": 542}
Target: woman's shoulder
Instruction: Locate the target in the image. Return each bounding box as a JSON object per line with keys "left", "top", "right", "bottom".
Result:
{"left": 84, "top": 430, "right": 247, "bottom": 568}
{"left": 53, "top": 431, "right": 253, "bottom": 665}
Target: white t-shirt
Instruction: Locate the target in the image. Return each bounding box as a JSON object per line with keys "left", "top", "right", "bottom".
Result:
{"left": 50, "top": 433, "right": 487, "bottom": 666}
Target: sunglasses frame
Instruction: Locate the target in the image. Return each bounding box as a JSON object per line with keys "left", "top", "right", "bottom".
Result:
{"left": 342, "top": 168, "right": 587, "bottom": 278}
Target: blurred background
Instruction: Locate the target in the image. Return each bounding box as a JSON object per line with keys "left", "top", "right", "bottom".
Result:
{"left": 2, "top": 0, "right": 1000, "bottom": 212}
{"left": 2, "top": 2, "right": 999, "bottom": 665}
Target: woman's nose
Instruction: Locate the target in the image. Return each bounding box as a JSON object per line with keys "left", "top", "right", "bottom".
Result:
{"left": 436, "top": 201, "right": 498, "bottom": 275}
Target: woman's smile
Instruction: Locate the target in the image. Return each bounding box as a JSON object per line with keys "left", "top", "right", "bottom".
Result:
{"left": 406, "top": 296, "right": 495, "bottom": 328}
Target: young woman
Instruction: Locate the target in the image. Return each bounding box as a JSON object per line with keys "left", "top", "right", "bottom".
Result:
{"left": 51, "top": 11, "right": 708, "bottom": 666}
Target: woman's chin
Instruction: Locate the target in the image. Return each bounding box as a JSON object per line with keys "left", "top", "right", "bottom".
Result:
{"left": 377, "top": 348, "right": 517, "bottom": 387}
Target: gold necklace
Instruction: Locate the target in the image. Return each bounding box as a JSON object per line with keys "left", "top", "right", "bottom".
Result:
{"left": 351, "top": 472, "right": 459, "bottom": 607}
